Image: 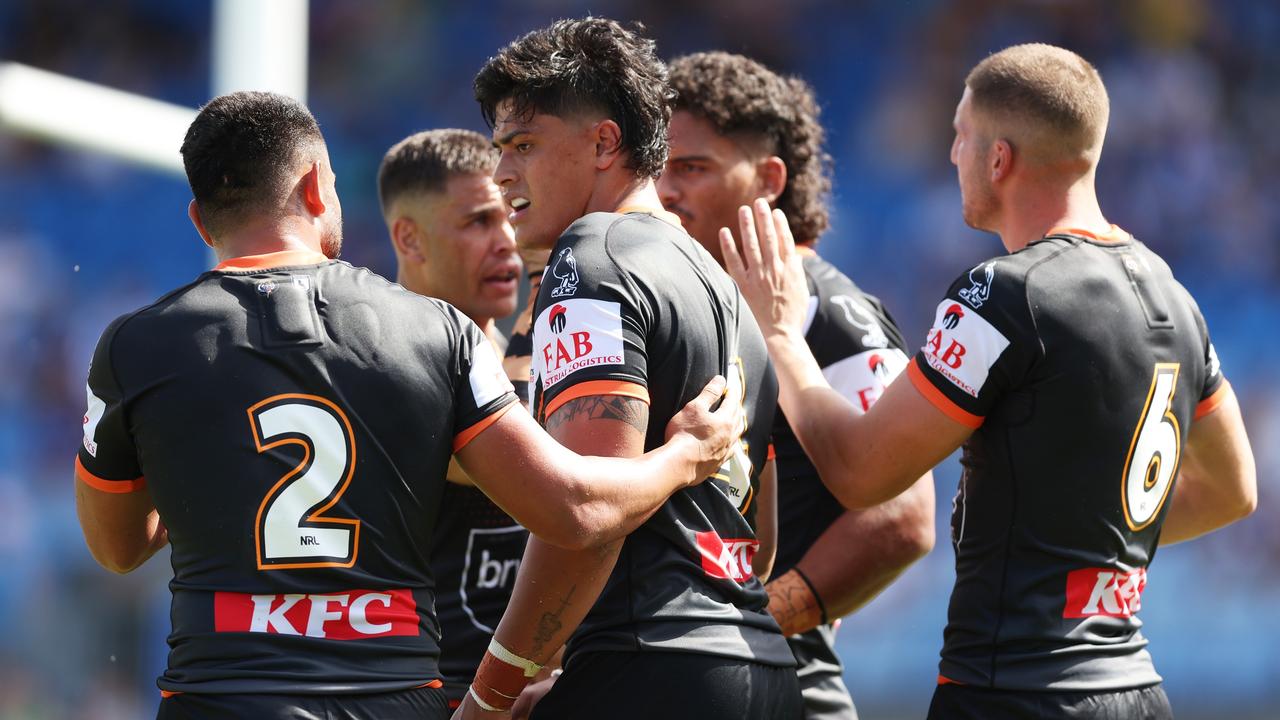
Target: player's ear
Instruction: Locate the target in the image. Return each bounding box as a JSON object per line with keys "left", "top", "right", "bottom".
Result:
{"left": 592, "top": 119, "right": 624, "bottom": 170}
{"left": 757, "top": 156, "right": 788, "bottom": 203}
{"left": 300, "top": 161, "right": 328, "bottom": 217}
{"left": 390, "top": 216, "right": 426, "bottom": 264}
{"left": 187, "top": 200, "right": 215, "bottom": 249}
{"left": 991, "top": 139, "right": 1013, "bottom": 183}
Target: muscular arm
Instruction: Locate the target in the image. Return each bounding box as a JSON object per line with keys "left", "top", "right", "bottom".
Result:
{"left": 767, "top": 473, "right": 934, "bottom": 634}
{"left": 74, "top": 477, "right": 168, "bottom": 574}
{"left": 1159, "top": 386, "right": 1256, "bottom": 545}
{"left": 489, "top": 394, "right": 647, "bottom": 665}
{"left": 723, "top": 201, "right": 971, "bottom": 508}
{"left": 456, "top": 379, "right": 733, "bottom": 550}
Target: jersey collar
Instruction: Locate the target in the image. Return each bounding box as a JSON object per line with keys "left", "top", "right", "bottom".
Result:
{"left": 1044, "top": 224, "right": 1131, "bottom": 245}
{"left": 615, "top": 205, "right": 685, "bottom": 231}
{"left": 213, "top": 249, "right": 330, "bottom": 272}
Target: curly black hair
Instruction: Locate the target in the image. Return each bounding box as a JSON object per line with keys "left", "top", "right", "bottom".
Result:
{"left": 377, "top": 129, "right": 497, "bottom": 216}
{"left": 474, "top": 17, "right": 674, "bottom": 179}
{"left": 667, "top": 52, "right": 832, "bottom": 244}
{"left": 180, "top": 91, "right": 325, "bottom": 232}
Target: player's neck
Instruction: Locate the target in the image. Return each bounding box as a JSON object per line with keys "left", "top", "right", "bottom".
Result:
{"left": 585, "top": 176, "right": 663, "bottom": 217}
{"left": 214, "top": 216, "right": 325, "bottom": 263}
{"left": 997, "top": 175, "right": 1108, "bottom": 253}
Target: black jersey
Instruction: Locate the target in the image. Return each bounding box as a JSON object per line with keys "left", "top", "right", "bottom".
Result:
{"left": 773, "top": 249, "right": 910, "bottom": 575}
{"left": 529, "top": 210, "right": 793, "bottom": 667}
{"left": 75, "top": 250, "right": 520, "bottom": 695}
{"left": 431, "top": 279, "right": 539, "bottom": 704}
{"left": 907, "top": 228, "right": 1228, "bottom": 691}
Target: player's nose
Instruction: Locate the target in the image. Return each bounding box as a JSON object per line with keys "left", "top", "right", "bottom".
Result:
{"left": 656, "top": 171, "right": 680, "bottom": 208}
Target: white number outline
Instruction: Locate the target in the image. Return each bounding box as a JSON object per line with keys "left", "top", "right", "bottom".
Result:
{"left": 249, "top": 394, "right": 360, "bottom": 570}
{"left": 1121, "top": 363, "right": 1182, "bottom": 531}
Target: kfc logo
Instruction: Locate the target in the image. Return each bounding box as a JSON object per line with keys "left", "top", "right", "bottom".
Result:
{"left": 1063, "top": 567, "right": 1147, "bottom": 619}
{"left": 214, "top": 588, "right": 419, "bottom": 639}
{"left": 532, "top": 299, "right": 625, "bottom": 388}
{"left": 695, "top": 531, "right": 758, "bottom": 583}
{"left": 548, "top": 304, "right": 567, "bottom": 334}
{"left": 922, "top": 299, "right": 1010, "bottom": 398}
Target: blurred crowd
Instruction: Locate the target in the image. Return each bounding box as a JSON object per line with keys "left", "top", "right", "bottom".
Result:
{"left": 0, "top": 0, "right": 1274, "bottom": 717}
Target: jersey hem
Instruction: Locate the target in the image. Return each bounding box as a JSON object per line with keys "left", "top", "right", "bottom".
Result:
{"left": 453, "top": 399, "right": 519, "bottom": 452}
{"left": 75, "top": 455, "right": 145, "bottom": 493}
{"left": 1194, "top": 380, "right": 1231, "bottom": 420}
{"left": 543, "top": 379, "right": 650, "bottom": 418}
{"left": 907, "top": 358, "right": 983, "bottom": 429}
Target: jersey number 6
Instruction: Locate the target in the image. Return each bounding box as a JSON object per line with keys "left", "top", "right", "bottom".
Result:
{"left": 1121, "top": 363, "right": 1181, "bottom": 531}
{"left": 249, "top": 394, "right": 360, "bottom": 570}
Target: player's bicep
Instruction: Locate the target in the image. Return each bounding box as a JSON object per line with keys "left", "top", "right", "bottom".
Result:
{"left": 1181, "top": 385, "right": 1255, "bottom": 507}
{"left": 544, "top": 393, "right": 648, "bottom": 458}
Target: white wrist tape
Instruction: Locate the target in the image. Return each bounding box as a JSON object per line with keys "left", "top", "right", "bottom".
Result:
{"left": 488, "top": 638, "right": 543, "bottom": 678}
{"left": 468, "top": 686, "right": 504, "bottom": 712}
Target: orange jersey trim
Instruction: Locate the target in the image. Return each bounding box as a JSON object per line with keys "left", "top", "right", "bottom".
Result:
{"left": 214, "top": 249, "right": 328, "bottom": 272}
{"left": 907, "top": 358, "right": 984, "bottom": 429}
{"left": 1194, "top": 380, "right": 1232, "bottom": 420}
{"left": 415, "top": 679, "right": 445, "bottom": 689}
{"left": 616, "top": 205, "right": 684, "bottom": 230}
{"left": 159, "top": 689, "right": 182, "bottom": 699}
{"left": 1045, "top": 224, "right": 1130, "bottom": 244}
{"left": 454, "top": 401, "right": 518, "bottom": 452}
{"left": 75, "top": 456, "right": 145, "bottom": 493}
{"left": 937, "top": 674, "right": 965, "bottom": 686}
{"left": 766, "top": 443, "right": 777, "bottom": 461}
{"left": 544, "top": 380, "right": 651, "bottom": 419}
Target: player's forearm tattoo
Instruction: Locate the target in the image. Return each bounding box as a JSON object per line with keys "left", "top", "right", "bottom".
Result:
{"left": 530, "top": 583, "right": 576, "bottom": 658}
{"left": 766, "top": 570, "right": 823, "bottom": 636}
{"left": 545, "top": 395, "right": 648, "bottom": 435}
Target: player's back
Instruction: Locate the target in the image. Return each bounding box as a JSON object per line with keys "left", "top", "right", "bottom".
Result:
{"left": 82, "top": 254, "right": 517, "bottom": 694}
{"left": 912, "top": 229, "right": 1226, "bottom": 690}
{"left": 530, "top": 211, "right": 793, "bottom": 668}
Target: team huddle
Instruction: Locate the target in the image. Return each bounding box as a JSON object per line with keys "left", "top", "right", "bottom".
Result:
{"left": 73, "top": 16, "right": 1256, "bottom": 720}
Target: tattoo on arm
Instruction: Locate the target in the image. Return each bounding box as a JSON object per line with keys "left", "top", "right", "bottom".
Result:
{"left": 545, "top": 395, "right": 648, "bottom": 435}
{"left": 530, "top": 584, "right": 575, "bottom": 658}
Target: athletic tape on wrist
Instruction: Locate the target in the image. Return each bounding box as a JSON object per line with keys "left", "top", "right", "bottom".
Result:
{"left": 488, "top": 638, "right": 543, "bottom": 678}
{"left": 468, "top": 684, "right": 511, "bottom": 713}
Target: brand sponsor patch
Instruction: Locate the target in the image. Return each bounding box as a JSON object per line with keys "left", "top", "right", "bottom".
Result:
{"left": 1063, "top": 567, "right": 1147, "bottom": 619}
{"left": 82, "top": 381, "right": 106, "bottom": 457}
{"left": 533, "top": 299, "right": 625, "bottom": 389}
{"left": 695, "top": 530, "right": 758, "bottom": 583}
{"left": 821, "top": 347, "right": 909, "bottom": 413}
{"left": 548, "top": 247, "right": 580, "bottom": 298}
{"left": 460, "top": 526, "right": 526, "bottom": 633}
{"left": 922, "top": 300, "right": 1010, "bottom": 397}
{"left": 213, "top": 588, "right": 419, "bottom": 639}
{"left": 958, "top": 261, "right": 996, "bottom": 309}
{"left": 468, "top": 334, "right": 514, "bottom": 407}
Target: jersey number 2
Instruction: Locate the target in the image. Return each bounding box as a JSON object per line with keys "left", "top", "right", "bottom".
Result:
{"left": 249, "top": 394, "right": 360, "bottom": 569}
{"left": 1121, "top": 363, "right": 1181, "bottom": 531}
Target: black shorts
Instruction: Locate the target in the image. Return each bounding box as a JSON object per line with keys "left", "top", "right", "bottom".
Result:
{"left": 928, "top": 682, "right": 1172, "bottom": 720}
{"left": 156, "top": 685, "right": 448, "bottom": 720}
{"left": 530, "top": 650, "right": 803, "bottom": 720}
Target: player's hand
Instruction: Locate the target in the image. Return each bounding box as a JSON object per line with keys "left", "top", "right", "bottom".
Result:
{"left": 665, "top": 374, "right": 742, "bottom": 485}
{"left": 511, "top": 676, "right": 557, "bottom": 720}
{"left": 451, "top": 693, "right": 512, "bottom": 720}
{"left": 720, "top": 198, "right": 808, "bottom": 342}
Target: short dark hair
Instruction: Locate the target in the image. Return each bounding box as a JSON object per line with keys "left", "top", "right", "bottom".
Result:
{"left": 474, "top": 17, "right": 673, "bottom": 179}
{"left": 180, "top": 91, "right": 325, "bottom": 232}
{"left": 668, "top": 52, "right": 832, "bottom": 244}
{"left": 377, "top": 129, "right": 498, "bottom": 216}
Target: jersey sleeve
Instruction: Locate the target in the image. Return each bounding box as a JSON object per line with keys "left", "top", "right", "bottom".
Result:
{"left": 1188, "top": 297, "right": 1229, "bottom": 420}
{"left": 530, "top": 238, "right": 652, "bottom": 422}
{"left": 76, "top": 317, "right": 145, "bottom": 493}
{"left": 812, "top": 292, "right": 911, "bottom": 415}
{"left": 443, "top": 304, "right": 521, "bottom": 451}
{"left": 908, "top": 259, "right": 1038, "bottom": 428}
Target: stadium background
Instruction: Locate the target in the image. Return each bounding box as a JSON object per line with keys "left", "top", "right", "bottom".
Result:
{"left": 0, "top": 0, "right": 1275, "bottom": 717}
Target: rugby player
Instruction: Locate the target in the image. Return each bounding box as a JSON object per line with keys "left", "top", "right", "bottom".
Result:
{"left": 73, "top": 90, "right": 743, "bottom": 720}
{"left": 723, "top": 44, "right": 1256, "bottom": 719}
{"left": 377, "top": 128, "right": 529, "bottom": 710}
{"left": 659, "top": 52, "right": 935, "bottom": 719}
{"left": 455, "top": 17, "right": 802, "bottom": 719}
